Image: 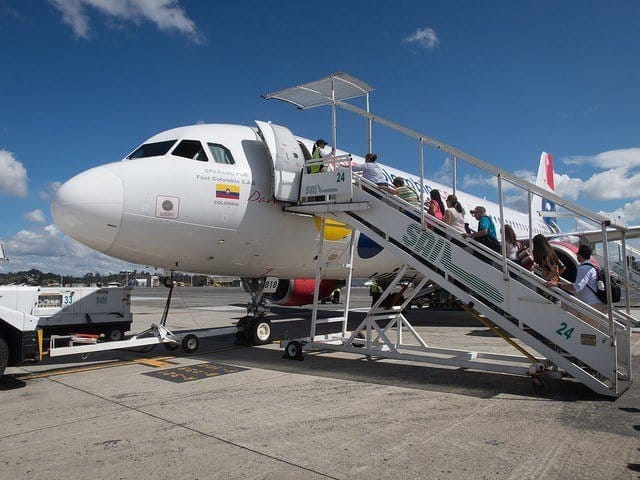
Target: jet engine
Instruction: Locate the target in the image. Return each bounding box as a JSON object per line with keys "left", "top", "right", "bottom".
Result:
{"left": 268, "top": 279, "right": 340, "bottom": 306}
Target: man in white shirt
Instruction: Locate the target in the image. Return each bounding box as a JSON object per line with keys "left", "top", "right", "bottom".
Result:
{"left": 351, "top": 153, "right": 390, "bottom": 186}
{"left": 549, "top": 244, "right": 607, "bottom": 328}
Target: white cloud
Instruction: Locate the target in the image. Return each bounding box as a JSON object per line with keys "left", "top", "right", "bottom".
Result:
{"left": 24, "top": 209, "right": 46, "bottom": 223}
{"left": 432, "top": 157, "right": 452, "bottom": 186}
{"left": 49, "top": 0, "right": 89, "bottom": 38}
{"left": 402, "top": 27, "right": 439, "bottom": 50}
{"left": 556, "top": 147, "right": 640, "bottom": 201}
{"left": 529, "top": 148, "right": 640, "bottom": 232}
{"left": 581, "top": 168, "right": 640, "bottom": 200}
{"left": 2, "top": 224, "right": 141, "bottom": 275}
{"left": 462, "top": 173, "right": 494, "bottom": 189}
{"left": 554, "top": 173, "right": 582, "bottom": 200}
{"left": 38, "top": 181, "right": 62, "bottom": 201}
{"left": 563, "top": 147, "right": 640, "bottom": 169}
{"left": 513, "top": 169, "right": 536, "bottom": 184}
{"left": 462, "top": 169, "right": 533, "bottom": 193}
{"left": 602, "top": 199, "right": 640, "bottom": 223}
{"left": 49, "top": 0, "right": 204, "bottom": 44}
{"left": 0, "top": 149, "right": 28, "bottom": 197}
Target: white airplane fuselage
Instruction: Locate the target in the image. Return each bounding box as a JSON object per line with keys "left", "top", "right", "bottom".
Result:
{"left": 51, "top": 123, "right": 553, "bottom": 278}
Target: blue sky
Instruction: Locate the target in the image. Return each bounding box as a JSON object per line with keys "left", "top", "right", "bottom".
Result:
{"left": 1, "top": 0, "right": 639, "bottom": 275}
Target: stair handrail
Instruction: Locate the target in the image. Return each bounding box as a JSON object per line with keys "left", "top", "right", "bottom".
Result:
{"left": 348, "top": 174, "right": 631, "bottom": 335}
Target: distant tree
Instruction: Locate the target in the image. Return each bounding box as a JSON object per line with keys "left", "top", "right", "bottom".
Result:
{"left": 26, "top": 269, "right": 42, "bottom": 285}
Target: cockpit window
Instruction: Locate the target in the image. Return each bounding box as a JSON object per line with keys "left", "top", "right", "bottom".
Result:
{"left": 172, "top": 140, "right": 209, "bottom": 162}
{"left": 207, "top": 143, "right": 235, "bottom": 165}
{"left": 127, "top": 140, "right": 176, "bottom": 159}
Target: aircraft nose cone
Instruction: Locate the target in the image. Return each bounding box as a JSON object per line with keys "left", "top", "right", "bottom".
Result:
{"left": 51, "top": 166, "right": 123, "bottom": 253}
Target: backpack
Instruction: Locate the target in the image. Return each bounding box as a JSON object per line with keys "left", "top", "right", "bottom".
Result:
{"left": 584, "top": 262, "right": 622, "bottom": 304}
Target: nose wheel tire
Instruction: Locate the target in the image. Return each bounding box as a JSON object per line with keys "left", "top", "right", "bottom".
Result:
{"left": 250, "top": 317, "right": 272, "bottom": 345}
{"left": 164, "top": 341, "right": 180, "bottom": 351}
{"left": 181, "top": 334, "right": 199, "bottom": 353}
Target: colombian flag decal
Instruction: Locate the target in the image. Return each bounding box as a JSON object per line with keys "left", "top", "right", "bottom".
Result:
{"left": 216, "top": 183, "right": 240, "bottom": 200}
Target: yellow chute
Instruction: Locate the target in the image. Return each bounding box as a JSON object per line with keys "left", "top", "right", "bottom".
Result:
{"left": 313, "top": 216, "right": 351, "bottom": 241}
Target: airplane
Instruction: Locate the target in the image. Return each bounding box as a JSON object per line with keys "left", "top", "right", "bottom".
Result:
{"left": 49, "top": 121, "right": 586, "bottom": 344}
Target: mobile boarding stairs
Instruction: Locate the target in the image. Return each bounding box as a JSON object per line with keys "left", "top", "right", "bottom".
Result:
{"left": 284, "top": 163, "right": 634, "bottom": 398}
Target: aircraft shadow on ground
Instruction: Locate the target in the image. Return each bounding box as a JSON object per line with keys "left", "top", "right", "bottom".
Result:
{"left": 191, "top": 306, "right": 610, "bottom": 401}
{"left": 194, "top": 340, "right": 599, "bottom": 402}
{"left": 15, "top": 304, "right": 628, "bottom": 403}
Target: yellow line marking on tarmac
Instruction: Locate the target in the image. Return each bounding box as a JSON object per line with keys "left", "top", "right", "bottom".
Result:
{"left": 18, "top": 355, "right": 176, "bottom": 380}
{"left": 16, "top": 346, "right": 246, "bottom": 380}
{"left": 131, "top": 358, "right": 174, "bottom": 367}
{"left": 17, "top": 361, "right": 129, "bottom": 380}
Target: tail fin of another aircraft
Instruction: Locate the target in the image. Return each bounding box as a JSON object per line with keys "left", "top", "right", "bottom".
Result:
{"left": 532, "top": 151, "right": 560, "bottom": 233}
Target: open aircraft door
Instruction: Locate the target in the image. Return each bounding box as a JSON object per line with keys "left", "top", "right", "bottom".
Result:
{"left": 255, "top": 121, "right": 305, "bottom": 202}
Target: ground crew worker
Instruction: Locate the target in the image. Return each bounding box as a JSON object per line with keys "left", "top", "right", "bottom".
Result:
{"left": 312, "top": 139, "right": 328, "bottom": 159}
{"left": 331, "top": 287, "right": 341, "bottom": 304}
{"left": 309, "top": 139, "right": 334, "bottom": 174}
{"left": 369, "top": 281, "right": 382, "bottom": 306}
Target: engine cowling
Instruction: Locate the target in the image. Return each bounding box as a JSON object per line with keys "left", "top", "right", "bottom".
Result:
{"left": 268, "top": 279, "right": 340, "bottom": 306}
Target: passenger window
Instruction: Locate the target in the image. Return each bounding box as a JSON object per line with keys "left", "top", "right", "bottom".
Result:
{"left": 207, "top": 143, "right": 235, "bottom": 165}
{"left": 172, "top": 140, "right": 208, "bottom": 162}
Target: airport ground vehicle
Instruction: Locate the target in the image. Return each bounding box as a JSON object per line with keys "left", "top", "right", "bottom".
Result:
{"left": 0, "top": 286, "right": 132, "bottom": 376}
{"left": 0, "top": 283, "right": 238, "bottom": 379}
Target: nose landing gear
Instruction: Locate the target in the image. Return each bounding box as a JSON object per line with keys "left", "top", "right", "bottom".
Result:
{"left": 236, "top": 278, "right": 274, "bottom": 346}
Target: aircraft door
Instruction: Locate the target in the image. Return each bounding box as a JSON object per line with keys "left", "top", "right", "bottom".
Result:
{"left": 255, "top": 121, "right": 305, "bottom": 202}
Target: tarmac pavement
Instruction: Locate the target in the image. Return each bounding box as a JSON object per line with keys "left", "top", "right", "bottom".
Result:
{"left": 1, "top": 286, "right": 639, "bottom": 479}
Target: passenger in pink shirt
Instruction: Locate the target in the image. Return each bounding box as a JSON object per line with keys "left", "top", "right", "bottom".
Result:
{"left": 428, "top": 189, "right": 445, "bottom": 221}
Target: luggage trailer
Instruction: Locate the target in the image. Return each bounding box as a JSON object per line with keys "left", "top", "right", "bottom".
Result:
{"left": 0, "top": 284, "right": 236, "bottom": 377}
{"left": 45, "top": 323, "right": 237, "bottom": 358}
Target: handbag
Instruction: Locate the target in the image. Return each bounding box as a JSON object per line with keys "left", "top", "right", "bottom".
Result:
{"left": 516, "top": 244, "right": 534, "bottom": 270}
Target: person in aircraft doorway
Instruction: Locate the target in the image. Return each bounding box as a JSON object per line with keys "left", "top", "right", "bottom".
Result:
{"left": 310, "top": 139, "right": 335, "bottom": 171}
{"left": 311, "top": 139, "right": 333, "bottom": 159}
